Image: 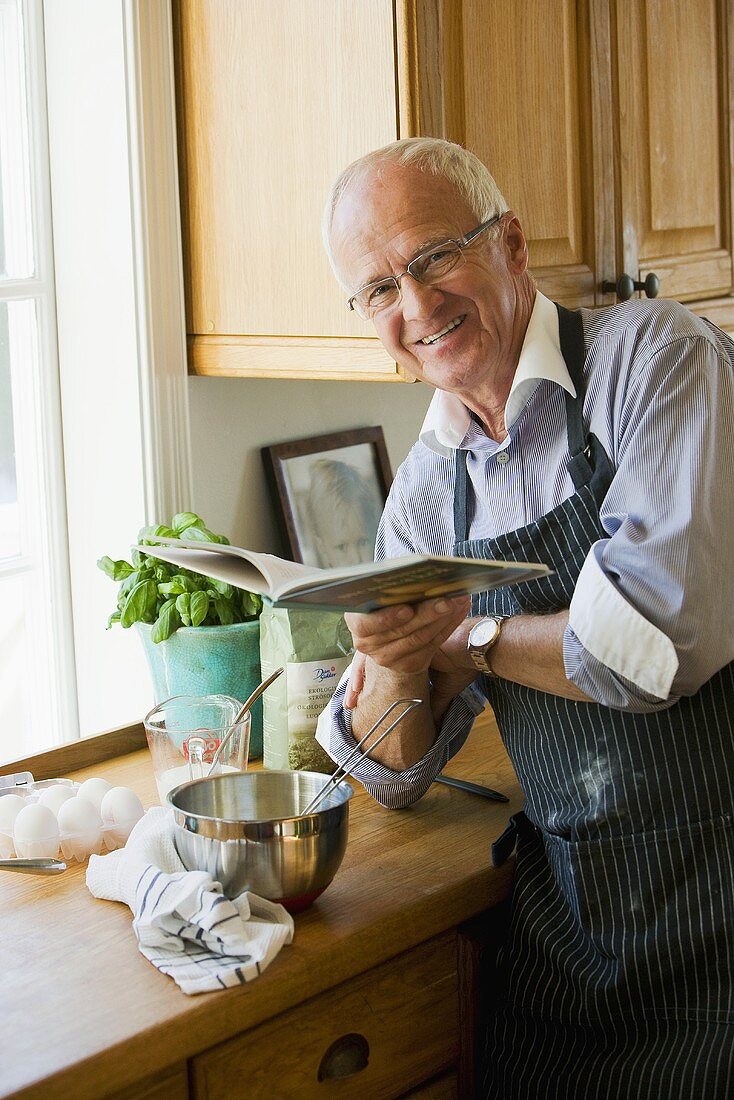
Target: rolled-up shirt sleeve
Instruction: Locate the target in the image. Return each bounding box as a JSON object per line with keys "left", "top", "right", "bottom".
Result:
{"left": 565, "top": 331, "right": 734, "bottom": 710}
{"left": 315, "top": 666, "right": 486, "bottom": 808}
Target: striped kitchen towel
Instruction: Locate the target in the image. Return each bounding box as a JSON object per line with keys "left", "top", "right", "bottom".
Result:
{"left": 86, "top": 806, "right": 294, "bottom": 994}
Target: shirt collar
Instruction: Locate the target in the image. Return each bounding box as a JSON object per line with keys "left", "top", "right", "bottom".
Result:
{"left": 418, "top": 291, "right": 576, "bottom": 457}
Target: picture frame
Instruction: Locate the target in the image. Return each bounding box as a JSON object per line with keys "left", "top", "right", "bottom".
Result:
{"left": 262, "top": 427, "right": 393, "bottom": 568}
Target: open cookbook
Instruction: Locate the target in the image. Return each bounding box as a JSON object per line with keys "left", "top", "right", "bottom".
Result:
{"left": 135, "top": 537, "right": 551, "bottom": 613}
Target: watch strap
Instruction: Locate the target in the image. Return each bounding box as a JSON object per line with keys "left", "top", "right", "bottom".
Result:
{"left": 468, "top": 615, "right": 509, "bottom": 675}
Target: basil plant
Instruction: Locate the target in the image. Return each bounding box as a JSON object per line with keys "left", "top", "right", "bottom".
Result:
{"left": 98, "top": 512, "right": 262, "bottom": 643}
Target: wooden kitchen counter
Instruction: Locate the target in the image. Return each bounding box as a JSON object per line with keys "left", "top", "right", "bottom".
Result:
{"left": 0, "top": 712, "right": 521, "bottom": 1100}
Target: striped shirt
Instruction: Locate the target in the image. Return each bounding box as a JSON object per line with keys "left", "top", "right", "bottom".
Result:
{"left": 316, "top": 293, "right": 734, "bottom": 806}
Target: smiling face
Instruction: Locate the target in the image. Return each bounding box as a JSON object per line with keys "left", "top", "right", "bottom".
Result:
{"left": 330, "top": 162, "right": 535, "bottom": 428}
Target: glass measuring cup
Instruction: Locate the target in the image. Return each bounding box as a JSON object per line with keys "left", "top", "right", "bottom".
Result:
{"left": 144, "top": 694, "right": 250, "bottom": 804}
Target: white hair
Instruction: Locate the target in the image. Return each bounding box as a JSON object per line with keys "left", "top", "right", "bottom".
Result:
{"left": 322, "top": 137, "right": 509, "bottom": 283}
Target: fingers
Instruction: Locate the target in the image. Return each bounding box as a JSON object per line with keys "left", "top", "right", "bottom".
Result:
{"left": 345, "top": 595, "right": 469, "bottom": 647}
{"left": 344, "top": 651, "right": 366, "bottom": 709}
{"left": 345, "top": 595, "right": 470, "bottom": 676}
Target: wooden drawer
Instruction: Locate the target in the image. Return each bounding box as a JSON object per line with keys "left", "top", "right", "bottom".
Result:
{"left": 108, "top": 1063, "right": 189, "bottom": 1100}
{"left": 398, "top": 1070, "right": 458, "bottom": 1098}
{"left": 191, "top": 932, "right": 459, "bottom": 1099}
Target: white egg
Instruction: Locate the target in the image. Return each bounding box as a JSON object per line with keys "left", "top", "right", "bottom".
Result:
{"left": 57, "top": 795, "right": 103, "bottom": 860}
{"left": 76, "top": 776, "right": 112, "bottom": 812}
{"left": 0, "top": 794, "right": 27, "bottom": 858}
{"left": 13, "top": 803, "right": 60, "bottom": 859}
{"left": 37, "top": 784, "right": 76, "bottom": 816}
{"left": 100, "top": 786, "right": 144, "bottom": 847}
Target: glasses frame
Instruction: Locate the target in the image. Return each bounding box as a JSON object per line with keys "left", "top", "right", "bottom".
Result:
{"left": 346, "top": 211, "right": 505, "bottom": 318}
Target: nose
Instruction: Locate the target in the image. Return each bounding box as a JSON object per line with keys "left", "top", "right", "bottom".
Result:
{"left": 398, "top": 273, "right": 444, "bottom": 321}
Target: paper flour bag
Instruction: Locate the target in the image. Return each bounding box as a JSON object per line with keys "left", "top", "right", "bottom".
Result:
{"left": 260, "top": 606, "right": 353, "bottom": 773}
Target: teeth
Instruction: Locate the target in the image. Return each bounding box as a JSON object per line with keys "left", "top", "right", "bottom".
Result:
{"left": 420, "top": 316, "right": 464, "bottom": 345}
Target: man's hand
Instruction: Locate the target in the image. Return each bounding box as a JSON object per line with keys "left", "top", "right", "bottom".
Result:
{"left": 341, "top": 594, "right": 471, "bottom": 768}
{"left": 429, "top": 616, "right": 479, "bottom": 723}
{"left": 344, "top": 595, "right": 471, "bottom": 677}
{"left": 343, "top": 596, "right": 472, "bottom": 714}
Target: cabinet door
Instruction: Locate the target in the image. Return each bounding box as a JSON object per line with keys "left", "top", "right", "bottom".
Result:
{"left": 440, "top": 0, "right": 615, "bottom": 307}
{"left": 615, "top": 0, "right": 733, "bottom": 302}
{"left": 174, "top": 0, "right": 406, "bottom": 379}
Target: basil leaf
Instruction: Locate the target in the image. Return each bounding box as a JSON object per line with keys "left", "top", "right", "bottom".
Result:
{"left": 241, "top": 591, "right": 262, "bottom": 619}
{"left": 207, "top": 576, "right": 233, "bottom": 598}
{"left": 190, "top": 590, "right": 209, "bottom": 627}
{"left": 179, "top": 524, "right": 219, "bottom": 543}
{"left": 175, "top": 592, "right": 192, "bottom": 626}
{"left": 213, "top": 595, "right": 234, "bottom": 625}
{"left": 117, "top": 571, "right": 140, "bottom": 599}
{"left": 97, "top": 556, "right": 134, "bottom": 581}
{"left": 159, "top": 575, "right": 192, "bottom": 596}
{"left": 107, "top": 611, "right": 121, "bottom": 628}
{"left": 151, "top": 599, "right": 180, "bottom": 643}
{"left": 172, "top": 512, "right": 204, "bottom": 534}
{"left": 138, "top": 524, "right": 176, "bottom": 544}
{"left": 120, "top": 579, "right": 159, "bottom": 627}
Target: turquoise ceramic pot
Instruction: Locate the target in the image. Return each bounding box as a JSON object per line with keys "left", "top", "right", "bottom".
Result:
{"left": 136, "top": 621, "right": 263, "bottom": 758}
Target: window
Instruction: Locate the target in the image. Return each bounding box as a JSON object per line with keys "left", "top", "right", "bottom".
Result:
{"left": 0, "top": 0, "right": 77, "bottom": 757}
{"left": 0, "top": 1, "right": 192, "bottom": 763}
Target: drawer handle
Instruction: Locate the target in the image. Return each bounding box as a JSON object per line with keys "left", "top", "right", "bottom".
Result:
{"left": 601, "top": 272, "right": 660, "bottom": 301}
{"left": 317, "top": 1032, "right": 370, "bottom": 1081}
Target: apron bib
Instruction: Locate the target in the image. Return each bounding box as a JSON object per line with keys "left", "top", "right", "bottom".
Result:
{"left": 453, "top": 305, "right": 734, "bottom": 1099}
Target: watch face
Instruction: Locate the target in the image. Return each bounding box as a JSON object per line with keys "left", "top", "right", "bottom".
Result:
{"left": 470, "top": 618, "right": 501, "bottom": 646}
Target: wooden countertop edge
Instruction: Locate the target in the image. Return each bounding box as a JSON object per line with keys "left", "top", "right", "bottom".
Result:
{"left": 10, "top": 858, "right": 516, "bottom": 1100}
{"left": 1, "top": 724, "right": 147, "bottom": 782}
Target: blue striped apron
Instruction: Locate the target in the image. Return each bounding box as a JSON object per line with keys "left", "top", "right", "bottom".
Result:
{"left": 453, "top": 305, "right": 734, "bottom": 1099}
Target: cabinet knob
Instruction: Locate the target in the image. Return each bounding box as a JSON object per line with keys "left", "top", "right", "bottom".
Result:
{"left": 317, "top": 1032, "right": 370, "bottom": 1081}
{"left": 602, "top": 272, "right": 660, "bottom": 301}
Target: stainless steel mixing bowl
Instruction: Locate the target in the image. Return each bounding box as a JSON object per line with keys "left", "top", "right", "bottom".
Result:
{"left": 167, "top": 770, "right": 353, "bottom": 912}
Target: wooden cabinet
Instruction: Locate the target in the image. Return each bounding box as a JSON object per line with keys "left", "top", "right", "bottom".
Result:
{"left": 433, "top": 0, "right": 734, "bottom": 326}
{"left": 437, "top": 0, "right": 611, "bottom": 308}
{"left": 615, "top": 0, "right": 732, "bottom": 306}
{"left": 173, "top": 0, "right": 734, "bottom": 385}
{"left": 173, "top": 0, "right": 416, "bottom": 381}
{"left": 191, "top": 933, "right": 459, "bottom": 1099}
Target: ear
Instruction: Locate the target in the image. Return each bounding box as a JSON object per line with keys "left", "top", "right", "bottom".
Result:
{"left": 503, "top": 214, "right": 529, "bottom": 275}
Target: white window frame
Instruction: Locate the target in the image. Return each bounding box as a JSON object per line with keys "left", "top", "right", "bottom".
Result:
{"left": 0, "top": 0, "right": 78, "bottom": 755}
{"left": 38, "top": 0, "right": 192, "bottom": 743}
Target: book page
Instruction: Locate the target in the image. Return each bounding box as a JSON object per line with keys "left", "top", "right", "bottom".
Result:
{"left": 138, "top": 538, "right": 317, "bottom": 595}
{"left": 282, "top": 555, "right": 550, "bottom": 610}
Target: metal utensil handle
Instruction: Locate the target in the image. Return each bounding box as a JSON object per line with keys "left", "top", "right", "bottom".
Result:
{"left": 0, "top": 857, "right": 67, "bottom": 875}
{"left": 303, "top": 697, "right": 420, "bottom": 812}
{"left": 207, "top": 666, "right": 284, "bottom": 777}
{"left": 434, "top": 774, "right": 509, "bottom": 803}
{"left": 324, "top": 696, "right": 422, "bottom": 789}
{"left": 300, "top": 697, "right": 423, "bottom": 817}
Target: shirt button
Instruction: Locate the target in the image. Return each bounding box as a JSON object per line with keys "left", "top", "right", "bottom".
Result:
{"left": 496, "top": 452, "right": 510, "bottom": 465}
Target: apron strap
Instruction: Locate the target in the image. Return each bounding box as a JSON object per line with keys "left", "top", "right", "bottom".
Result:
{"left": 491, "top": 810, "right": 541, "bottom": 867}
{"left": 557, "top": 304, "right": 594, "bottom": 490}
{"left": 453, "top": 448, "right": 470, "bottom": 548}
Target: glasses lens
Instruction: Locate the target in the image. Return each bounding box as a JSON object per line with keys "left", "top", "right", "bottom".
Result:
{"left": 411, "top": 244, "right": 463, "bottom": 285}
{"left": 355, "top": 279, "right": 400, "bottom": 318}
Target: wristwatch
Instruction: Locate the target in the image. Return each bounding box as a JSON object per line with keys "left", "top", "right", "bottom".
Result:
{"left": 467, "top": 615, "right": 510, "bottom": 674}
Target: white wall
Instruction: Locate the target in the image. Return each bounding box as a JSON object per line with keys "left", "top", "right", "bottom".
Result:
{"left": 188, "top": 375, "right": 432, "bottom": 551}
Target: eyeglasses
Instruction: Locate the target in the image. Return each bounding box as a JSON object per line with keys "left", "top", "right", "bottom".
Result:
{"left": 346, "top": 212, "right": 504, "bottom": 320}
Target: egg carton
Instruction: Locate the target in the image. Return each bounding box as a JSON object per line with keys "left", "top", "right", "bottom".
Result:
{"left": 0, "top": 771, "right": 137, "bottom": 863}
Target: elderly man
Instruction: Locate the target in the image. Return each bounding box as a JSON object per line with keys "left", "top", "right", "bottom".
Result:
{"left": 315, "top": 137, "right": 734, "bottom": 1098}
